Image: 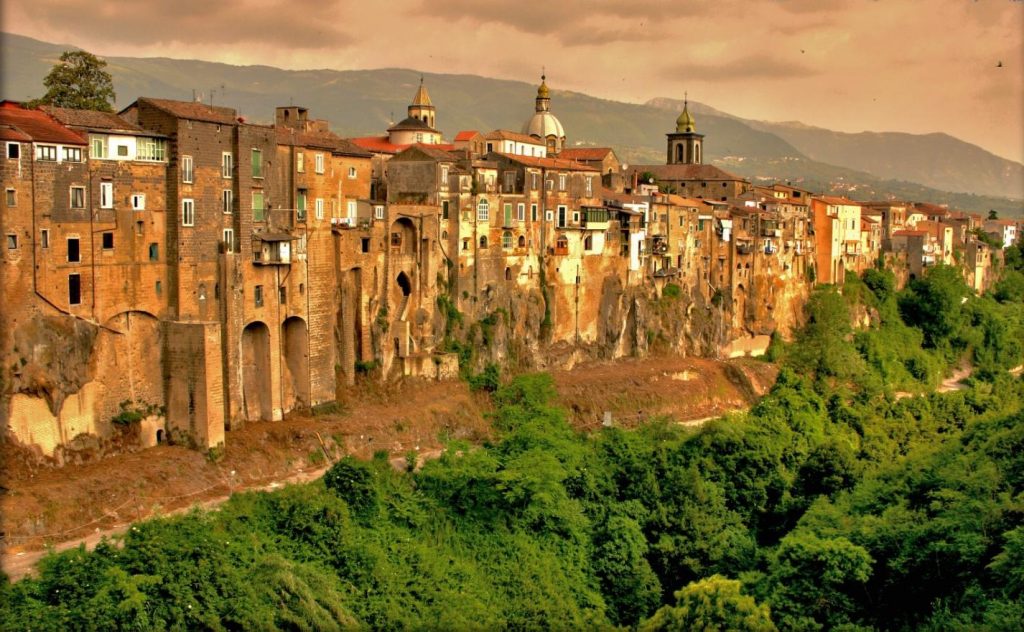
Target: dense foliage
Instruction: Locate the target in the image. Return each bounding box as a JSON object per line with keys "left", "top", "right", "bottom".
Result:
{"left": 3, "top": 266, "right": 1023, "bottom": 630}
{"left": 32, "top": 50, "right": 117, "bottom": 112}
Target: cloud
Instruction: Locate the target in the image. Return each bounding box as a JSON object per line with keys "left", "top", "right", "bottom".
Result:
{"left": 13, "top": 0, "right": 354, "bottom": 49}
{"left": 667, "top": 55, "right": 821, "bottom": 81}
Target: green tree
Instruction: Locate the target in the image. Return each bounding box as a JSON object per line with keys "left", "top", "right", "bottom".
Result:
{"left": 639, "top": 575, "right": 777, "bottom": 632}
{"left": 899, "top": 265, "right": 969, "bottom": 349}
{"left": 36, "top": 50, "right": 116, "bottom": 112}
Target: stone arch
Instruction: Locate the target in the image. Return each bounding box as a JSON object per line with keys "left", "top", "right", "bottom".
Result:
{"left": 242, "top": 321, "right": 273, "bottom": 421}
{"left": 389, "top": 217, "right": 416, "bottom": 255}
{"left": 396, "top": 271, "right": 412, "bottom": 296}
{"left": 282, "top": 316, "right": 309, "bottom": 411}
{"left": 94, "top": 310, "right": 164, "bottom": 424}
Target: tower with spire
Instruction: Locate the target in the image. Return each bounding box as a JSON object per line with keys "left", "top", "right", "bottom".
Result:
{"left": 666, "top": 95, "right": 703, "bottom": 165}
{"left": 386, "top": 76, "right": 442, "bottom": 145}
{"left": 408, "top": 76, "right": 435, "bottom": 129}
{"left": 522, "top": 71, "right": 566, "bottom": 155}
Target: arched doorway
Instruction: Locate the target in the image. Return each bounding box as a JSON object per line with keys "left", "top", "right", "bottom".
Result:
{"left": 282, "top": 317, "right": 309, "bottom": 411}
{"left": 242, "top": 321, "right": 273, "bottom": 421}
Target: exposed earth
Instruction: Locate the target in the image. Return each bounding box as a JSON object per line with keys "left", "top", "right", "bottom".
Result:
{"left": 1, "top": 355, "right": 776, "bottom": 581}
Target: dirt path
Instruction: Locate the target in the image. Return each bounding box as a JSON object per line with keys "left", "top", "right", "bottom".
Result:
{"left": 1, "top": 355, "right": 775, "bottom": 582}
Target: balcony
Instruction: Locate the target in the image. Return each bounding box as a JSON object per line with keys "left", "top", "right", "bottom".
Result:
{"left": 736, "top": 242, "right": 754, "bottom": 256}
{"left": 253, "top": 232, "right": 295, "bottom": 265}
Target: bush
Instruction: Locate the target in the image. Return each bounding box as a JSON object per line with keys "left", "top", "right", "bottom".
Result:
{"left": 662, "top": 283, "right": 682, "bottom": 299}
{"left": 468, "top": 363, "right": 500, "bottom": 392}
{"left": 323, "top": 457, "right": 379, "bottom": 516}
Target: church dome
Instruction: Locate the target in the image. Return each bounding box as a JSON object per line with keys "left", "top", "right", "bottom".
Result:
{"left": 522, "top": 111, "right": 565, "bottom": 139}
{"left": 676, "top": 100, "right": 696, "bottom": 133}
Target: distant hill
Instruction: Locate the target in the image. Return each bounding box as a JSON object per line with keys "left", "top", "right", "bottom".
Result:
{"left": 2, "top": 32, "right": 1021, "bottom": 216}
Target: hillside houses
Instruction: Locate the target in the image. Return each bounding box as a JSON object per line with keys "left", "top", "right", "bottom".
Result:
{"left": 1, "top": 76, "right": 1020, "bottom": 457}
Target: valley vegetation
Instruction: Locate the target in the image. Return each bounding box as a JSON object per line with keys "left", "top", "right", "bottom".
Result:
{"left": 3, "top": 248, "right": 1024, "bottom": 630}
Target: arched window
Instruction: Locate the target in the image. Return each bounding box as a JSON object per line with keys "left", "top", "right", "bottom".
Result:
{"left": 476, "top": 198, "right": 489, "bottom": 221}
{"left": 584, "top": 235, "right": 593, "bottom": 251}
{"left": 556, "top": 235, "right": 568, "bottom": 250}
{"left": 676, "top": 143, "right": 684, "bottom": 163}
{"left": 441, "top": 230, "right": 448, "bottom": 240}
{"left": 479, "top": 235, "right": 488, "bottom": 248}
{"left": 517, "top": 235, "right": 526, "bottom": 248}
{"left": 502, "top": 231, "right": 513, "bottom": 249}
{"left": 505, "top": 267, "right": 512, "bottom": 281}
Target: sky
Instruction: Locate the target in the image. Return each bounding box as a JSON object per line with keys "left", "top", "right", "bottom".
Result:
{"left": 4, "top": 0, "right": 1023, "bottom": 163}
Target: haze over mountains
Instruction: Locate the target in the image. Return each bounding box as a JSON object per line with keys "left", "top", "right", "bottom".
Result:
{"left": 3, "top": 32, "right": 1021, "bottom": 215}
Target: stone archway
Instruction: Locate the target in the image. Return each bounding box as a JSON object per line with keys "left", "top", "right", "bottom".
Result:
{"left": 242, "top": 321, "right": 273, "bottom": 421}
{"left": 282, "top": 316, "right": 309, "bottom": 411}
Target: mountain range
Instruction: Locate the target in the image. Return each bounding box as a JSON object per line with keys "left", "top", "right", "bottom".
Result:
{"left": 2, "top": 32, "right": 1021, "bottom": 216}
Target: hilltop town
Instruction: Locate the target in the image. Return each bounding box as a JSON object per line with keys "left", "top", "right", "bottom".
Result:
{"left": 1, "top": 76, "right": 1020, "bottom": 459}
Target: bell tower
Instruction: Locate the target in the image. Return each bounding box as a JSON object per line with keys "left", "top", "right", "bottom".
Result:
{"left": 666, "top": 95, "right": 703, "bottom": 165}
{"left": 408, "top": 76, "right": 435, "bottom": 130}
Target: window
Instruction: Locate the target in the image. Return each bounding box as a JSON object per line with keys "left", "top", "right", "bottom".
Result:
{"left": 572, "top": 211, "right": 580, "bottom": 224}
{"left": 479, "top": 235, "right": 488, "bottom": 248}
{"left": 279, "top": 286, "right": 287, "bottom": 303}
{"left": 131, "top": 194, "right": 146, "bottom": 211}
{"left": 531, "top": 204, "right": 538, "bottom": 221}
{"left": 502, "top": 231, "right": 513, "bottom": 249}
{"left": 374, "top": 205, "right": 384, "bottom": 220}
{"left": 116, "top": 145, "right": 129, "bottom": 157}
{"left": 100, "top": 232, "right": 113, "bottom": 250}
{"left": 251, "top": 149, "right": 263, "bottom": 178}
{"left": 504, "top": 203, "right": 513, "bottom": 226}
{"left": 296, "top": 152, "right": 304, "bottom": 172}
{"left": 5, "top": 188, "right": 15, "bottom": 207}
{"left": 254, "top": 285, "right": 264, "bottom": 307}
{"left": 517, "top": 203, "right": 525, "bottom": 222}
{"left": 149, "top": 243, "right": 159, "bottom": 261}
{"left": 558, "top": 174, "right": 567, "bottom": 191}
{"left": 217, "top": 189, "right": 230, "bottom": 214}
{"left": 477, "top": 198, "right": 489, "bottom": 221}
{"left": 100, "top": 182, "right": 113, "bottom": 209}
{"left": 67, "top": 237, "right": 80, "bottom": 262}
{"left": 314, "top": 153, "right": 324, "bottom": 174}
{"left": 361, "top": 237, "right": 370, "bottom": 253}
{"left": 68, "top": 274, "right": 81, "bottom": 306}
{"left": 36, "top": 145, "right": 57, "bottom": 161}
{"left": 6, "top": 234, "right": 16, "bottom": 249}
{"left": 531, "top": 173, "right": 538, "bottom": 190}
{"left": 315, "top": 198, "right": 324, "bottom": 220}
{"left": 63, "top": 147, "right": 82, "bottom": 162}
{"left": 6, "top": 142, "right": 19, "bottom": 159}
{"left": 223, "top": 229, "right": 234, "bottom": 252}
{"left": 546, "top": 210, "right": 553, "bottom": 221}
{"left": 348, "top": 166, "right": 357, "bottom": 179}
{"left": 40, "top": 229, "right": 49, "bottom": 249}
{"left": 137, "top": 138, "right": 166, "bottom": 161}
{"left": 462, "top": 238, "right": 469, "bottom": 251}
{"left": 70, "top": 186, "right": 85, "bottom": 209}
{"left": 415, "top": 133, "right": 423, "bottom": 143}
{"left": 584, "top": 235, "right": 593, "bottom": 252}
{"left": 252, "top": 191, "right": 265, "bottom": 222}
{"left": 557, "top": 205, "right": 567, "bottom": 228}
{"left": 442, "top": 200, "right": 450, "bottom": 220}
{"left": 440, "top": 165, "right": 449, "bottom": 187}
{"left": 182, "top": 198, "right": 195, "bottom": 226}
{"left": 585, "top": 177, "right": 592, "bottom": 196}
{"left": 155, "top": 280, "right": 162, "bottom": 295}
{"left": 89, "top": 136, "right": 105, "bottom": 159}
{"left": 347, "top": 200, "right": 357, "bottom": 219}
{"left": 181, "top": 155, "right": 194, "bottom": 183}
{"left": 546, "top": 178, "right": 554, "bottom": 191}
{"left": 518, "top": 235, "right": 526, "bottom": 248}
{"left": 297, "top": 189, "right": 307, "bottom": 221}
{"left": 221, "top": 152, "right": 233, "bottom": 179}
{"left": 504, "top": 172, "right": 516, "bottom": 191}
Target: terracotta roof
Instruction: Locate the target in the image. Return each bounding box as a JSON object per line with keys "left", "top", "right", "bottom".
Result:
{"left": 0, "top": 125, "right": 33, "bottom": 142}
{"left": 893, "top": 230, "right": 929, "bottom": 237}
{"left": 656, "top": 193, "right": 707, "bottom": 208}
{"left": 393, "top": 144, "right": 459, "bottom": 162}
{"left": 485, "top": 129, "right": 544, "bottom": 145}
{"left": 600, "top": 187, "right": 645, "bottom": 205}
{"left": 814, "top": 195, "right": 860, "bottom": 206}
{"left": 628, "top": 163, "right": 746, "bottom": 182}
{"left": 560, "top": 147, "right": 614, "bottom": 161}
{"left": 454, "top": 130, "right": 481, "bottom": 142}
{"left": 985, "top": 219, "right": 1020, "bottom": 226}
{"left": 0, "top": 101, "right": 86, "bottom": 145}
{"left": 40, "top": 106, "right": 152, "bottom": 135}
{"left": 129, "top": 97, "right": 239, "bottom": 125}
{"left": 493, "top": 152, "right": 599, "bottom": 172}
{"left": 349, "top": 135, "right": 407, "bottom": 155}
{"left": 275, "top": 128, "right": 372, "bottom": 157}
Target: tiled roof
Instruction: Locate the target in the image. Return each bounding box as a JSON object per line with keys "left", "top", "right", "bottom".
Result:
{"left": 387, "top": 116, "right": 437, "bottom": 132}
{"left": 560, "top": 147, "right": 613, "bottom": 161}
{"left": 350, "top": 135, "right": 407, "bottom": 154}
{"left": 494, "top": 152, "right": 599, "bottom": 172}
{"left": 453, "top": 130, "right": 480, "bottom": 142}
{"left": 393, "top": 144, "right": 459, "bottom": 162}
{"left": 40, "top": 105, "right": 152, "bottom": 135}
{"left": 815, "top": 195, "right": 860, "bottom": 206}
{"left": 130, "top": 97, "right": 239, "bottom": 125}
{"left": 275, "top": 128, "right": 372, "bottom": 157}
{"left": 0, "top": 101, "right": 86, "bottom": 145}
{"left": 485, "top": 129, "right": 544, "bottom": 145}
{"left": 628, "top": 163, "right": 745, "bottom": 182}
{"left": 0, "top": 125, "right": 33, "bottom": 142}
{"left": 893, "top": 230, "right": 929, "bottom": 237}
{"left": 657, "top": 193, "right": 708, "bottom": 208}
